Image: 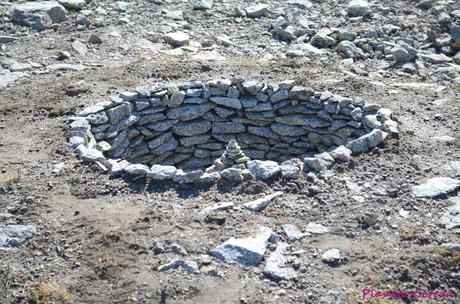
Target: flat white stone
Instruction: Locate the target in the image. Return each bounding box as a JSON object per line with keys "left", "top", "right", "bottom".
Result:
{"left": 413, "top": 177, "right": 460, "bottom": 198}
{"left": 243, "top": 192, "right": 283, "bottom": 212}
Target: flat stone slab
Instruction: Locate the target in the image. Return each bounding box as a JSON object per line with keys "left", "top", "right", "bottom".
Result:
{"left": 200, "top": 201, "right": 235, "bottom": 214}
{"left": 412, "top": 177, "right": 460, "bottom": 198}
{"left": 263, "top": 242, "right": 296, "bottom": 281}
{"left": 211, "top": 227, "right": 274, "bottom": 267}
{"left": 243, "top": 192, "right": 283, "bottom": 212}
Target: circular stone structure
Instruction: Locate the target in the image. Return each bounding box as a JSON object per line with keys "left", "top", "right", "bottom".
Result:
{"left": 68, "top": 78, "right": 398, "bottom": 183}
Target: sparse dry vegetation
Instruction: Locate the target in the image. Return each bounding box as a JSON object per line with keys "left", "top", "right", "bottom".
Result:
{"left": 27, "top": 283, "right": 72, "bottom": 304}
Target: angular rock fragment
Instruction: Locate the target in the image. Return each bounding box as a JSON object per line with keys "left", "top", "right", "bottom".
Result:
{"left": 211, "top": 227, "right": 274, "bottom": 267}
{"left": 243, "top": 192, "right": 283, "bottom": 212}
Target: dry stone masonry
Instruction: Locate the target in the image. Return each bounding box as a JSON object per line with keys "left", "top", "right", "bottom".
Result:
{"left": 69, "top": 78, "right": 398, "bottom": 184}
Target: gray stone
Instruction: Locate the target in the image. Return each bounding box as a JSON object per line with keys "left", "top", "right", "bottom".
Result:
{"left": 151, "top": 137, "right": 178, "bottom": 155}
{"left": 271, "top": 123, "right": 307, "bottom": 137}
{"left": 248, "top": 126, "right": 279, "bottom": 139}
{"left": 148, "top": 165, "right": 177, "bottom": 180}
{"left": 346, "top": 129, "right": 388, "bottom": 154}
{"left": 282, "top": 224, "right": 308, "bottom": 242}
{"left": 146, "top": 119, "right": 178, "bottom": 132}
{"left": 412, "top": 177, "right": 460, "bottom": 198}
{"left": 211, "top": 227, "right": 274, "bottom": 267}
{"left": 304, "top": 152, "right": 335, "bottom": 171}
{"left": 194, "top": 0, "right": 213, "bottom": 10}
{"left": 120, "top": 91, "right": 138, "bottom": 102}
{"left": 329, "top": 145, "right": 352, "bottom": 162}
{"left": 270, "top": 89, "right": 289, "bottom": 103}
{"left": 263, "top": 242, "right": 296, "bottom": 281}
{"left": 280, "top": 158, "right": 303, "bottom": 178}
{"left": 173, "top": 120, "right": 211, "bottom": 136}
{"left": 221, "top": 168, "right": 244, "bottom": 182}
{"left": 167, "top": 104, "right": 212, "bottom": 121}
{"left": 337, "top": 41, "right": 360, "bottom": 58}
{"left": 243, "top": 192, "right": 283, "bottom": 212}
{"left": 311, "top": 28, "right": 335, "bottom": 48}
{"left": 0, "top": 225, "right": 37, "bottom": 250}
{"left": 164, "top": 31, "right": 190, "bottom": 47}
{"left": 179, "top": 135, "right": 211, "bottom": 147}
{"left": 10, "top": 1, "right": 68, "bottom": 31}
{"left": 347, "top": 0, "right": 369, "bottom": 16}
{"left": 168, "top": 91, "right": 185, "bottom": 107}
{"left": 173, "top": 169, "right": 203, "bottom": 183}
{"left": 158, "top": 259, "right": 200, "bottom": 274}
{"left": 212, "top": 122, "right": 245, "bottom": 134}
{"left": 273, "top": 17, "right": 297, "bottom": 40}
{"left": 198, "top": 172, "right": 221, "bottom": 183}
{"left": 210, "top": 96, "right": 242, "bottom": 110}
{"left": 125, "top": 164, "right": 150, "bottom": 175}
{"left": 106, "top": 103, "right": 131, "bottom": 124}
{"left": 288, "top": 86, "right": 313, "bottom": 100}
{"left": 391, "top": 41, "right": 417, "bottom": 62}
{"left": 248, "top": 160, "right": 281, "bottom": 180}
{"left": 148, "top": 132, "right": 174, "bottom": 149}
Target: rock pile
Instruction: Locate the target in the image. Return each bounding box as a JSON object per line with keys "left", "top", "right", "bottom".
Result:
{"left": 69, "top": 78, "right": 398, "bottom": 184}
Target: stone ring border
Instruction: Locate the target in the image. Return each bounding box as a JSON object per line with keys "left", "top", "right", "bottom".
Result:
{"left": 67, "top": 78, "right": 399, "bottom": 184}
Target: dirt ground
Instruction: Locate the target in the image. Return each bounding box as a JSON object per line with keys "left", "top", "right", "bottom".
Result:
{"left": 1, "top": 1, "right": 460, "bottom": 303}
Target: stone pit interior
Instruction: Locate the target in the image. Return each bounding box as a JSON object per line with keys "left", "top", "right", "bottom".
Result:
{"left": 69, "top": 78, "right": 398, "bottom": 183}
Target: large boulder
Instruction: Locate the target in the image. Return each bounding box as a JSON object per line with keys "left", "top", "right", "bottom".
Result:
{"left": 10, "top": 1, "right": 68, "bottom": 31}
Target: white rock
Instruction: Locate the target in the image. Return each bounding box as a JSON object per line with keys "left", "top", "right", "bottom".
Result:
{"left": 124, "top": 164, "right": 150, "bottom": 175}
{"left": 147, "top": 165, "right": 177, "bottom": 180}
{"left": 321, "top": 248, "right": 341, "bottom": 263}
{"left": 347, "top": 0, "right": 369, "bottom": 17}
{"left": 412, "top": 177, "right": 460, "bottom": 198}
{"left": 194, "top": 0, "right": 213, "bottom": 10}
{"left": 211, "top": 227, "right": 274, "bottom": 267}
{"left": 248, "top": 160, "right": 281, "bottom": 180}
{"left": 282, "top": 224, "right": 308, "bottom": 242}
{"left": 329, "top": 145, "right": 352, "bottom": 162}
{"left": 439, "top": 197, "right": 460, "bottom": 230}
{"left": 304, "top": 152, "right": 334, "bottom": 171}
{"left": 221, "top": 168, "right": 244, "bottom": 182}
{"left": 263, "top": 242, "right": 296, "bottom": 280}
{"left": 304, "top": 223, "right": 329, "bottom": 234}
{"left": 164, "top": 31, "right": 190, "bottom": 47}
{"left": 431, "top": 135, "right": 456, "bottom": 144}
{"left": 200, "top": 202, "right": 235, "bottom": 214}
{"left": 346, "top": 129, "right": 388, "bottom": 154}
{"left": 243, "top": 192, "right": 283, "bottom": 212}
{"left": 280, "top": 158, "right": 303, "bottom": 179}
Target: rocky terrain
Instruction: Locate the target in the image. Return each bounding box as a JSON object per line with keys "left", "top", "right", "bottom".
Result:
{"left": 0, "top": 0, "right": 459, "bottom": 303}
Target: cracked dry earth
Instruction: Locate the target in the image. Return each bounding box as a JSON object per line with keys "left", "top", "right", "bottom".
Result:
{"left": 1, "top": 1, "right": 460, "bottom": 304}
